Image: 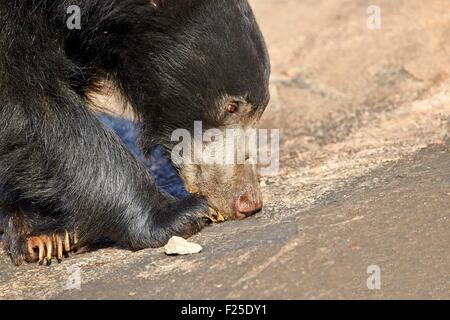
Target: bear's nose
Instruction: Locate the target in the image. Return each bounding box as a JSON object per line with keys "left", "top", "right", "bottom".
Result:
{"left": 235, "top": 193, "right": 262, "bottom": 220}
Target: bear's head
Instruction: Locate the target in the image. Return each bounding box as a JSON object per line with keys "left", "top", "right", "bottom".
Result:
{"left": 145, "top": 0, "right": 271, "bottom": 220}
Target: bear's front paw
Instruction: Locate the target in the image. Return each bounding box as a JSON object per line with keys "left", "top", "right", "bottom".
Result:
{"left": 27, "top": 229, "right": 79, "bottom": 266}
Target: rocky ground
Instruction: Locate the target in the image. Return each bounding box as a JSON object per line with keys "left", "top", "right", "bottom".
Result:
{"left": 0, "top": 0, "right": 449, "bottom": 299}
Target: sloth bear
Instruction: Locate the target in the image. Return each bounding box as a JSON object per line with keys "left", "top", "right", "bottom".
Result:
{"left": 0, "top": 0, "right": 270, "bottom": 265}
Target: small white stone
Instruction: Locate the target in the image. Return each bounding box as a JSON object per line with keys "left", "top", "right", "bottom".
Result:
{"left": 164, "top": 236, "right": 202, "bottom": 255}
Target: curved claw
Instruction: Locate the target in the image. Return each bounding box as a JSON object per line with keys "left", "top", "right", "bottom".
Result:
{"left": 27, "top": 230, "right": 78, "bottom": 265}
{"left": 27, "top": 237, "right": 45, "bottom": 263}
{"left": 207, "top": 207, "right": 225, "bottom": 223}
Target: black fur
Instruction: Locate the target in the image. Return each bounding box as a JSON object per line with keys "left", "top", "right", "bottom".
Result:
{"left": 0, "top": 0, "right": 270, "bottom": 262}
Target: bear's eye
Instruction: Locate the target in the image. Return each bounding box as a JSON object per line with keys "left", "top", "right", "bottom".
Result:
{"left": 226, "top": 103, "right": 238, "bottom": 114}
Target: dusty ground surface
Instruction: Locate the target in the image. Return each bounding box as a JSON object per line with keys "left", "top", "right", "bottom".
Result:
{"left": 0, "top": 0, "right": 449, "bottom": 299}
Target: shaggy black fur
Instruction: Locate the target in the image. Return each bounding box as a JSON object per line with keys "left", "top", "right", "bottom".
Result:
{"left": 0, "top": 0, "right": 270, "bottom": 263}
